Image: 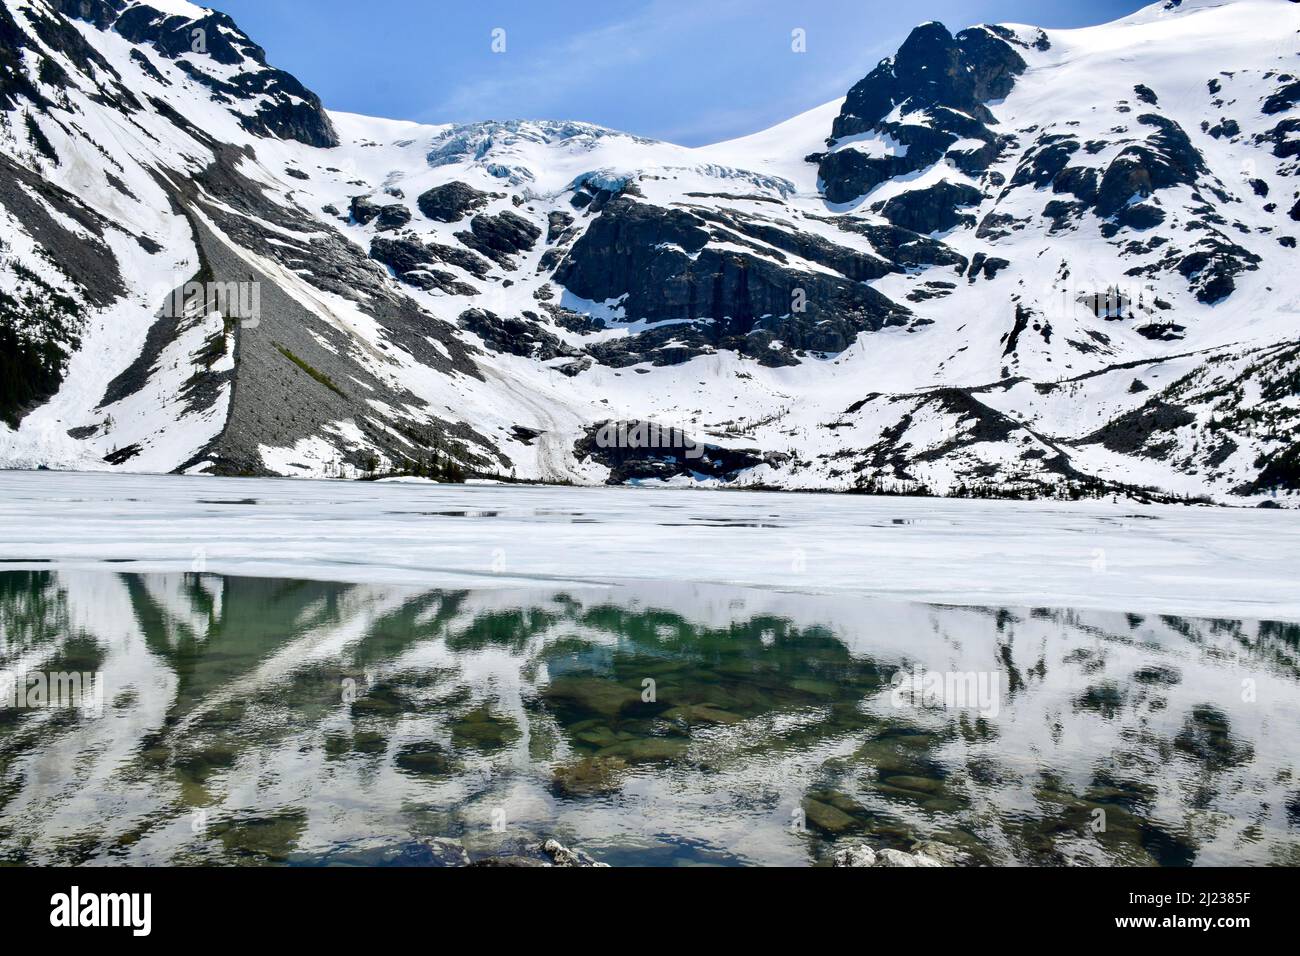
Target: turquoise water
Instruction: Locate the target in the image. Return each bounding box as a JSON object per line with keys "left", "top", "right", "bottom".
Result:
{"left": 0, "top": 570, "right": 1297, "bottom": 866}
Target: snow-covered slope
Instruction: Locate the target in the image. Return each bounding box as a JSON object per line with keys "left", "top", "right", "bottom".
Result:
{"left": 0, "top": 0, "right": 1297, "bottom": 504}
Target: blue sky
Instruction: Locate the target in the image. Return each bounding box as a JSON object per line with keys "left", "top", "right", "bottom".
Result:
{"left": 213, "top": 0, "right": 1150, "bottom": 145}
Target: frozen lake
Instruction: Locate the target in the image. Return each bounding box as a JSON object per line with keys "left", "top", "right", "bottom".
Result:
{"left": 1, "top": 471, "right": 1297, "bottom": 621}
{"left": 1, "top": 472, "right": 1298, "bottom": 866}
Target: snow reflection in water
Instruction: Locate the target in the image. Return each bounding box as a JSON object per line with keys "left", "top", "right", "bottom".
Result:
{"left": 0, "top": 569, "right": 1297, "bottom": 866}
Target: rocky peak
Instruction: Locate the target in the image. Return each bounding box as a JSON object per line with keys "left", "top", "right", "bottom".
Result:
{"left": 831, "top": 22, "right": 1025, "bottom": 140}
{"left": 816, "top": 22, "right": 1026, "bottom": 203}
{"left": 44, "top": 0, "right": 337, "bottom": 146}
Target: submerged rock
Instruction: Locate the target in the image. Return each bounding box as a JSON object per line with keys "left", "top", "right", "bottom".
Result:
{"left": 543, "top": 675, "right": 644, "bottom": 717}
{"left": 310, "top": 837, "right": 471, "bottom": 867}
{"left": 661, "top": 703, "right": 742, "bottom": 726}
{"left": 551, "top": 754, "right": 628, "bottom": 797}
{"left": 805, "top": 798, "right": 859, "bottom": 835}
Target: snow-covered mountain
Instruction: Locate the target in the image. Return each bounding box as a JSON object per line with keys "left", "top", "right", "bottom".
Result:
{"left": 0, "top": 0, "right": 1297, "bottom": 504}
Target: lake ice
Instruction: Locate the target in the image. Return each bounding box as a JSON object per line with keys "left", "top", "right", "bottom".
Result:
{"left": 1, "top": 471, "right": 1297, "bottom": 622}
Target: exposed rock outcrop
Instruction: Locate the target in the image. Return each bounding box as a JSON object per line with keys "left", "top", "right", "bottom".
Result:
{"left": 872, "top": 180, "right": 984, "bottom": 234}
{"left": 67, "top": 2, "right": 340, "bottom": 147}
{"left": 818, "top": 22, "right": 1025, "bottom": 203}
{"left": 455, "top": 210, "right": 541, "bottom": 267}
{"left": 416, "top": 181, "right": 495, "bottom": 222}
{"left": 458, "top": 307, "right": 578, "bottom": 361}
{"left": 575, "top": 420, "right": 767, "bottom": 483}
{"left": 555, "top": 198, "right": 911, "bottom": 355}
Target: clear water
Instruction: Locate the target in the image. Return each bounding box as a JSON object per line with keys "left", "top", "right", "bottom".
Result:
{"left": 0, "top": 569, "right": 1297, "bottom": 866}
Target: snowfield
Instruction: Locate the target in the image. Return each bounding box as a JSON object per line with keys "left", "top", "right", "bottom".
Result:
{"left": 1, "top": 470, "right": 1297, "bottom": 622}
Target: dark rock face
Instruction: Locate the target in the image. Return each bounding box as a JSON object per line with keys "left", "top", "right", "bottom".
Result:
{"left": 574, "top": 421, "right": 765, "bottom": 484}
{"left": 1095, "top": 114, "right": 1205, "bottom": 218}
{"left": 229, "top": 69, "right": 338, "bottom": 147}
{"left": 1041, "top": 199, "right": 1088, "bottom": 234}
{"left": 546, "top": 210, "right": 576, "bottom": 243}
{"left": 1002, "top": 303, "right": 1031, "bottom": 356}
{"left": 832, "top": 23, "right": 1024, "bottom": 140}
{"left": 1258, "top": 116, "right": 1300, "bottom": 159}
{"left": 1262, "top": 79, "right": 1300, "bottom": 115}
{"left": 27, "top": 2, "right": 129, "bottom": 95}
{"left": 965, "top": 252, "right": 1010, "bottom": 282}
{"left": 553, "top": 198, "right": 910, "bottom": 355}
{"left": 823, "top": 218, "right": 967, "bottom": 271}
{"left": 1135, "top": 322, "right": 1186, "bottom": 341}
{"left": 89, "top": 5, "right": 339, "bottom": 147}
{"left": 0, "top": 153, "right": 124, "bottom": 308}
{"left": 872, "top": 180, "right": 983, "bottom": 234}
{"left": 569, "top": 176, "right": 639, "bottom": 213}
{"left": 819, "top": 22, "right": 1024, "bottom": 203}
{"left": 1108, "top": 202, "right": 1166, "bottom": 233}
{"left": 416, "top": 181, "right": 494, "bottom": 222}
{"left": 375, "top": 205, "right": 411, "bottom": 231}
{"left": 693, "top": 208, "right": 896, "bottom": 282}
{"left": 1, "top": 4, "right": 53, "bottom": 110}
{"left": 819, "top": 122, "right": 974, "bottom": 205}
{"left": 999, "top": 107, "right": 1253, "bottom": 301}
{"left": 1010, "top": 134, "right": 1096, "bottom": 201}
{"left": 458, "top": 308, "right": 577, "bottom": 361}
{"left": 583, "top": 323, "right": 722, "bottom": 367}
{"left": 369, "top": 237, "right": 484, "bottom": 292}
{"left": 1174, "top": 236, "right": 1261, "bottom": 303}
{"left": 29, "top": 1, "right": 335, "bottom": 147}
{"left": 349, "top": 195, "right": 382, "bottom": 225}
{"left": 1205, "top": 117, "right": 1240, "bottom": 139}
{"left": 366, "top": 236, "right": 433, "bottom": 279}
{"left": 455, "top": 210, "right": 541, "bottom": 267}
{"left": 351, "top": 195, "right": 413, "bottom": 231}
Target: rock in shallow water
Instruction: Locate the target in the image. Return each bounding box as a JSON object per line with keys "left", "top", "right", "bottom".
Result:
{"left": 876, "top": 848, "right": 944, "bottom": 867}
{"left": 540, "top": 839, "right": 609, "bottom": 868}
{"left": 832, "top": 842, "right": 965, "bottom": 867}
{"left": 832, "top": 844, "right": 878, "bottom": 867}
{"left": 471, "top": 839, "right": 609, "bottom": 867}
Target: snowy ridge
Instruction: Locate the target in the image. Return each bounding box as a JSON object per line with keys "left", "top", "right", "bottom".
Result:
{"left": 0, "top": 0, "right": 1297, "bottom": 504}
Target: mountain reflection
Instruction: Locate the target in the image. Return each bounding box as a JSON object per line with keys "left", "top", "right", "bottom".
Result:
{"left": 0, "top": 570, "right": 1297, "bottom": 866}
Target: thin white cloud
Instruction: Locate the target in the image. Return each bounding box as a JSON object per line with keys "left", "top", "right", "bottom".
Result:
{"left": 418, "top": 0, "right": 753, "bottom": 128}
